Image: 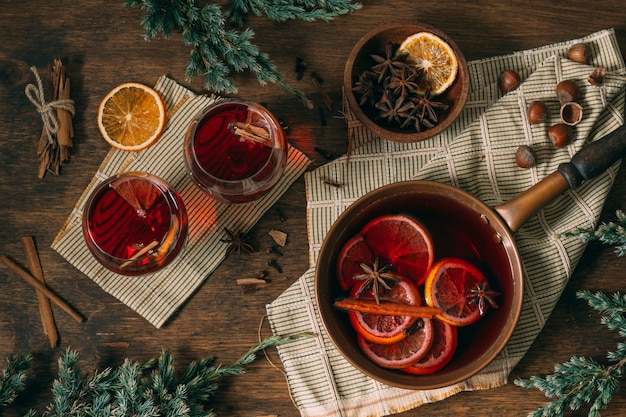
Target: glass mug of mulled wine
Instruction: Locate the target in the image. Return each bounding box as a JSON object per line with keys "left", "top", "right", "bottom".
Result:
{"left": 183, "top": 99, "right": 288, "bottom": 203}
{"left": 82, "top": 171, "right": 188, "bottom": 276}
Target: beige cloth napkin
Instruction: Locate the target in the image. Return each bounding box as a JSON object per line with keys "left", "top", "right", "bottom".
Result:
{"left": 52, "top": 76, "right": 311, "bottom": 328}
{"left": 266, "top": 29, "right": 626, "bottom": 417}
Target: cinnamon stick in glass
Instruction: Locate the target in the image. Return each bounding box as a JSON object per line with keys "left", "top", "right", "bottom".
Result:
{"left": 0, "top": 255, "right": 85, "bottom": 324}
{"left": 21, "top": 237, "right": 59, "bottom": 347}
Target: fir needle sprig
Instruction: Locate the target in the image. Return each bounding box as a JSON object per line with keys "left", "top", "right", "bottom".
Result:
{"left": 125, "top": 0, "right": 360, "bottom": 106}
{"left": 515, "top": 290, "right": 626, "bottom": 417}
{"left": 0, "top": 353, "right": 31, "bottom": 410}
{"left": 0, "top": 334, "right": 313, "bottom": 417}
{"left": 562, "top": 209, "right": 626, "bottom": 256}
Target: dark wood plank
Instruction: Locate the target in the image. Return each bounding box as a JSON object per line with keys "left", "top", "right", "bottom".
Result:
{"left": 2, "top": 1, "right": 626, "bottom": 416}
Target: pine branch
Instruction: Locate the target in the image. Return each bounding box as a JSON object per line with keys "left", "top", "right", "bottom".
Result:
{"left": 515, "top": 290, "right": 626, "bottom": 417}
{"left": 0, "top": 333, "right": 313, "bottom": 416}
{"left": 126, "top": 0, "right": 361, "bottom": 106}
{"left": 0, "top": 353, "right": 31, "bottom": 413}
{"left": 563, "top": 210, "right": 626, "bottom": 256}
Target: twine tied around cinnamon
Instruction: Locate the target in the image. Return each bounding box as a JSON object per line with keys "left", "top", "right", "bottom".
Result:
{"left": 25, "top": 66, "right": 75, "bottom": 144}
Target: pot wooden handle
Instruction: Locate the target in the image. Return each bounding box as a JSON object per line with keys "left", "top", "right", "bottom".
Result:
{"left": 496, "top": 124, "right": 626, "bottom": 232}
{"left": 559, "top": 124, "right": 626, "bottom": 188}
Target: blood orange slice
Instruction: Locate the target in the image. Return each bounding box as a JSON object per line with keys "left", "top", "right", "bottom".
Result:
{"left": 403, "top": 319, "right": 458, "bottom": 374}
{"left": 424, "top": 258, "right": 489, "bottom": 326}
{"left": 360, "top": 214, "right": 434, "bottom": 286}
{"left": 357, "top": 318, "right": 434, "bottom": 369}
{"left": 336, "top": 233, "right": 375, "bottom": 291}
{"left": 348, "top": 276, "right": 421, "bottom": 345}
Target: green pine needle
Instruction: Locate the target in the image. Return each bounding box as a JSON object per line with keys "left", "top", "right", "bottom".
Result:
{"left": 515, "top": 290, "right": 626, "bottom": 417}
{"left": 125, "top": 0, "right": 361, "bottom": 107}
{"left": 0, "top": 353, "right": 31, "bottom": 411}
{"left": 563, "top": 210, "right": 626, "bottom": 256}
{"left": 0, "top": 333, "right": 313, "bottom": 416}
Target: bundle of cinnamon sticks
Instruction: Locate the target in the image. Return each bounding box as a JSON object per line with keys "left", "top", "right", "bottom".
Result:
{"left": 37, "top": 59, "right": 74, "bottom": 178}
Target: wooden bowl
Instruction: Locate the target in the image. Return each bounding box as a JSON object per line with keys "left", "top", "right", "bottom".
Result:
{"left": 344, "top": 22, "right": 470, "bottom": 143}
{"left": 315, "top": 181, "right": 523, "bottom": 390}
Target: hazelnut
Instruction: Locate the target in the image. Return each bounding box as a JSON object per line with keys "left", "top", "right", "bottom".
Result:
{"left": 527, "top": 100, "right": 549, "bottom": 124}
{"left": 515, "top": 145, "right": 537, "bottom": 168}
{"left": 567, "top": 43, "right": 589, "bottom": 64}
{"left": 548, "top": 123, "right": 574, "bottom": 147}
{"left": 560, "top": 102, "right": 583, "bottom": 126}
{"left": 588, "top": 67, "right": 606, "bottom": 86}
{"left": 556, "top": 80, "right": 581, "bottom": 104}
{"left": 498, "top": 70, "right": 521, "bottom": 93}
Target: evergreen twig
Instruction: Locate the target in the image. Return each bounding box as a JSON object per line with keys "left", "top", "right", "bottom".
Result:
{"left": 0, "top": 333, "right": 313, "bottom": 416}
{"left": 0, "top": 353, "right": 31, "bottom": 414}
{"left": 563, "top": 210, "right": 626, "bottom": 256}
{"left": 125, "top": 0, "right": 361, "bottom": 107}
{"left": 515, "top": 291, "right": 626, "bottom": 417}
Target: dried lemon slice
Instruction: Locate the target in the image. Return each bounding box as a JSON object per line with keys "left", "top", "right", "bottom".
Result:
{"left": 399, "top": 32, "right": 458, "bottom": 96}
{"left": 97, "top": 82, "right": 166, "bottom": 151}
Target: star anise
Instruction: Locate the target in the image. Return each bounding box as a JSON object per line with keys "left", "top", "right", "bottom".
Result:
{"left": 220, "top": 228, "right": 255, "bottom": 256}
{"left": 370, "top": 42, "right": 409, "bottom": 83}
{"left": 352, "top": 70, "right": 379, "bottom": 106}
{"left": 375, "top": 95, "right": 414, "bottom": 124}
{"left": 466, "top": 281, "right": 502, "bottom": 316}
{"left": 354, "top": 258, "right": 399, "bottom": 304}
{"left": 401, "top": 91, "right": 449, "bottom": 130}
{"left": 387, "top": 67, "right": 421, "bottom": 98}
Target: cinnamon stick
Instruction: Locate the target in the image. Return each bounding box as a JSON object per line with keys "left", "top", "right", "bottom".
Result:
{"left": 21, "top": 237, "right": 59, "bottom": 347}
{"left": 120, "top": 240, "right": 159, "bottom": 269}
{"left": 334, "top": 298, "right": 442, "bottom": 318}
{"left": 0, "top": 255, "right": 85, "bottom": 323}
{"left": 54, "top": 59, "right": 73, "bottom": 159}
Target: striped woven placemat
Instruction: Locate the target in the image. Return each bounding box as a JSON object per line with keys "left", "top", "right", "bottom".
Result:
{"left": 267, "top": 29, "right": 626, "bottom": 417}
{"left": 52, "top": 76, "right": 311, "bottom": 328}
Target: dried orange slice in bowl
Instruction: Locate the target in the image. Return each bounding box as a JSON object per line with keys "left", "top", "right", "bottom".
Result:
{"left": 97, "top": 82, "right": 166, "bottom": 151}
{"left": 399, "top": 32, "right": 459, "bottom": 96}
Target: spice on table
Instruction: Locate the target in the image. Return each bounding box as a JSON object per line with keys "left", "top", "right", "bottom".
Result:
{"left": 221, "top": 228, "right": 255, "bottom": 256}
{"left": 267, "top": 259, "right": 283, "bottom": 273}
{"left": 21, "top": 236, "right": 58, "bottom": 348}
{"left": 266, "top": 246, "right": 283, "bottom": 256}
{"left": 311, "top": 71, "right": 333, "bottom": 111}
{"left": 295, "top": 57, "right": 308, "bottom": 80}
{"left": 314, "top": 146, "right": 341, "bottom": 161}
{"left": 0, "top": 255, "right": 85, "bottom": 323}
{"left": 268, "top": 229, "right": 287, "bottom": 247}
{"left": 237, "top": 277, "right": 268, "bottom": 294}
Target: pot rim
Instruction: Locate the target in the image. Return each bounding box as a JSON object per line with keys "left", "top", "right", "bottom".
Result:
{"left": 315, "top": 180, "right": 524, "bottom": 389}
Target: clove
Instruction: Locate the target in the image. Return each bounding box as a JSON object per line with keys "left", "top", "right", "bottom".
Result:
{"left": 311, "top": 71, "right": 333, "bottom": 111}
{"left": 295, "top": 57, "right": 308, "bottom": 80}
{"left": 314, "top": 146, "right": 341, "bottom": 161}
{"left": 267, "top": 259, "right": 283, "bottom": 273}
{"left": 320, "top": 176, "right": 343, "bottom": 188}
{"left": 266, "top": 246, "right": 283, "bottom": 256}
{"left": 318, "top": 106, "right": 328, "bottom": 126}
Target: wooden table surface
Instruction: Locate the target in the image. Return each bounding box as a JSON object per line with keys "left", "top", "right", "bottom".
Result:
{"left": 2, "top": 1, "right": 626, "bottom": 416}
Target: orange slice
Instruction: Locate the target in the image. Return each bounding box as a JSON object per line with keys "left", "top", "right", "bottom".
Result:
{"left": 357, "top": 318, "right": 434, "bottom": 369}
{"left": 97, "top": 82, "right": 166, "bottom": 151}
{"left": 424, "top": 258, "right": 488, "bottom": 326}
{"left": 348, "top": 276, "right": 421, "bottom": 345}
{"left": 111, "top": 176, "right": 161, "bottom": 218}
{"left": 399, "top": 32, "right": 458, "bottom": 95}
